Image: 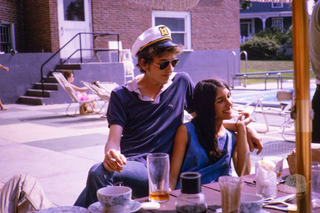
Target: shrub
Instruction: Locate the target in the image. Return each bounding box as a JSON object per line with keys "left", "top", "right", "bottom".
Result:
{"left": 285, "top": 25, "right": 293, "bottom": 45}
{"left": 240, "top": 36, "right": 279, "bottom": 60}
{"left": 255, "top": 27, "right": 291, "bottom": 45}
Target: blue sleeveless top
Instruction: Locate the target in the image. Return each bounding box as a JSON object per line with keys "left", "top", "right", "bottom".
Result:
{"left": 176, "top": 122, "right": 236, "bottom": 189}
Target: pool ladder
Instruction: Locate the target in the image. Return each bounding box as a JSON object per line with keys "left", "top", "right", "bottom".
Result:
{"left": 227, "top": 51, "right": 248, "bottom": 88}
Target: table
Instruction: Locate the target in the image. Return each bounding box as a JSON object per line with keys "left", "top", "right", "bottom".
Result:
{"left": 133, "top": 169, "right": 294, "bottom": 213}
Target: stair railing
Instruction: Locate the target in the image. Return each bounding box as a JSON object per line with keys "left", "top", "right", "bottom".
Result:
{"left": 40, "top": 32, "right": 119, "bottom": 96}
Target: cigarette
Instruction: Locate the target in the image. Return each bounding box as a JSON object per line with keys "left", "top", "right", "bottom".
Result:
{"left": 110, "top": 158, "right": 117, "bottom": 162}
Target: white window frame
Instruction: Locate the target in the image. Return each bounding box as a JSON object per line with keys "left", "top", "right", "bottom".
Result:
{"left": 0, "top": 22, "right": 15, "bottom": 53}
{"left": 272, "top": 17, "right": 283, "bottom": 31}
{"left": 271, "top": 3, "right": 283, "bottom": 8}
{"left": 240, "top": 19, "right": 254, "bottom": 43}
{"left": 152, "top": 11, "right": 192, "bottom": 51}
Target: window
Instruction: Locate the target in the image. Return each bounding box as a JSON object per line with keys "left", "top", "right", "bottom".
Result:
{"left": 0, "top": 23, "right": 13, "bottom": 53}
{"left": 152, "top": 11, "right": 191, "bottom": 50}
{"left": 272, "top": 18, "right": 283, "bottom": 31}
{"left": 240, "top": 19, "right": 254, "bottom": 44}
{"left": 272, "top": 3, "right": 283, "bottom": 8}
{"left": 63, "top": 0, "right": 85, "bottom": 21}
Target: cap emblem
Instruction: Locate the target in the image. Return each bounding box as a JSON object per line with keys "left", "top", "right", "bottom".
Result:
{"left": 159, "top": 26, "right": 169, "bottom": 36}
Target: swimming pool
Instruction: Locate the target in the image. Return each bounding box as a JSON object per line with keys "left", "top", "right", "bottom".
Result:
{"left": 232, "top": 87, "right": 316, "bottom": 107}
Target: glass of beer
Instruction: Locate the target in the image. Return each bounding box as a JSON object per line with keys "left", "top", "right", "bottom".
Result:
{"left": 147, "top": 153, "right": 170, "bottom": 202}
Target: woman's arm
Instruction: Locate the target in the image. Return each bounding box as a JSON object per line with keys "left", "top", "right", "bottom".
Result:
{"left": 169, "top": 124, "right": 189, "bottom": 190}
{"left": 232, "top": 112, "right": 251, "bottom": 176}
{"left": 223, "top": 120, "right": 263, "bottom": 154}
{"left": 70, "top": 84, "right": 89, "bottom": 92}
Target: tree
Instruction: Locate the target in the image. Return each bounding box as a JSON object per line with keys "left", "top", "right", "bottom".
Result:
{"left": 240, "top": 0, "right": 252, "bottom": 10}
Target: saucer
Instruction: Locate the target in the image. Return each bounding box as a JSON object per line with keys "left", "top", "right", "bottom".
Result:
{"left": 88, "top": 200, "right": 141, "bottom": 213}
{"left": 37, "top": 206, "right": 89, "bottom": 213}
{"left": 216, "top": 208, "right": 269, "bottom": 213}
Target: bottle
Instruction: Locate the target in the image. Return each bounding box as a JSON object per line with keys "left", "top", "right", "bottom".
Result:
{"left": 176, "top": 172, "right": 207, "bottom": 213}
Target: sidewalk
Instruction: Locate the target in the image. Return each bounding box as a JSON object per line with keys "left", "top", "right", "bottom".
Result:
{"left": 0, "top": 103, "right": 108, "bottom": 206}
{"left": 0, "top": 80, "right": 313, "bottom": 206}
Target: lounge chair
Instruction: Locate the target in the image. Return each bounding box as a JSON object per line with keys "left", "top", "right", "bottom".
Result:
{"left": 255, "top": 90, "right": 295, "bottom": 142}
{"left": 81, "top": 81, "right": 119, "bottom": 117}
{"left": 52, "top": 72, "right": 99, "bottom": 116}
{"left": 233, "top": 93, "right": 269, "bottom": 133}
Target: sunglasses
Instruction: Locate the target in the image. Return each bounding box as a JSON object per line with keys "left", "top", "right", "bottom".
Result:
{"left": 153, "top": 58, "right": 179, "bottom": 70}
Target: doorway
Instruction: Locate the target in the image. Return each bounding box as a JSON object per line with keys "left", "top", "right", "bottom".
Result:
{"left": 57, "top": 0, "right": 92, "bottom": 59}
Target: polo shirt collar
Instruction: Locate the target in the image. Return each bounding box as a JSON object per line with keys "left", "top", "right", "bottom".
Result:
{"left": 126, "top": 72, "right": 176, "bottom": 103}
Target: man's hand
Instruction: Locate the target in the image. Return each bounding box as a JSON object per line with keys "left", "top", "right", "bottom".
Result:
{"left": 103, "top": 149, "right": 127, "bottom": 172}
{"left": 246, "top": 125, "right": 263, "bottom": 154}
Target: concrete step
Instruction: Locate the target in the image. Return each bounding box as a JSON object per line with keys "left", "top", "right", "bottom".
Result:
{"left": 34, "top": 82, "right": 59, "bottom": 90}
{"left": 55, "top": 64, "right": 81, "bottom": 70}
{"left": 18, "top": 95, "right": 65, "bottom": 105}
{"left": 42, "top": 76, "right": 58, "bottom": 83}
{"left": 18, "top": 96, "right": 44, "bottom": 105}
{"left": 26, "top": 89, "right": 54, "bottom": 97}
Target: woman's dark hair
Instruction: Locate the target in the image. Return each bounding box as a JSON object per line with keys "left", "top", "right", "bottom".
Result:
{"left": 191, "top": 77, "right": 230, "bottom": 163}
{"left": 62, "top": 70, "right": 74, "bottom": 80}
{"left": 136, "top": 43, "right": 183, "bottom": 73}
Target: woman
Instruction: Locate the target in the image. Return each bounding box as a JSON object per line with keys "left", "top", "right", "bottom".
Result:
{"left": 62, "top": 70, "right": 97, "bottom": 112}
{"left": 169, "top": 77, "right": 252, "bottom": 190}
{"left": 0, "top": 64, "right": 9, "bottom": 110}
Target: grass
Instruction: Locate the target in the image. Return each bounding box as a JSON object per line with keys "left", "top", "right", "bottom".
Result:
{"left": 240, "top": 60, "right": 314, "bottom": 84}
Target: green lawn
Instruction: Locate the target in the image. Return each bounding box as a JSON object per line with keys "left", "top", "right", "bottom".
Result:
{"left": 240, "top": 60, "right": 314, "bottom": 84}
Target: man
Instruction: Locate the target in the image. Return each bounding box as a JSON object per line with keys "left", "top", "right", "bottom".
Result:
{"left": 310, "top": 0, "right": 320, "bottom": 143}
{"left": 74, "top": 25, "right": 262, "bottom": 208}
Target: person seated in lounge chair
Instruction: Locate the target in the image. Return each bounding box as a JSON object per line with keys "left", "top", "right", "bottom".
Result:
{"left": 91, "top": 80, "right": 119, "bottom": 95}
{"left": 62, "top": 70, "right": 97, "bottom": 112}
{"left": 91, "top": 80, "right": 110, "bottom": 94}
{"left": 169, "top": 77, "right": 252, "bottom": 190}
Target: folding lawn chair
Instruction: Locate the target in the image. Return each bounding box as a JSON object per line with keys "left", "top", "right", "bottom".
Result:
{"left": 52, "top": 72, "right": 99, "bottom": 116}
{"left": 254, "top": 91, "right": 295, "bottom": 142}
{"left": 81, "top": 81, "right": 119, "bottom": 117}
{"left": 233, "top": 93, "right": 269, "bottom": 133}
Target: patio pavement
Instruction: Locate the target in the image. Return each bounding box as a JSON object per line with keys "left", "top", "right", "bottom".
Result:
{"left": 0, "top": 79, "right": 315, "bottom": 206}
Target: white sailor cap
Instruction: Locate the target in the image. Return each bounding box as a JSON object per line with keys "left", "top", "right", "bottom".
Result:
{"left": 132, "top": 25, "right": 176, "bottom": 58}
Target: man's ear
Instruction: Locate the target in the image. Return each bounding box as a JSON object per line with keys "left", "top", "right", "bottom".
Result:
{"left": 139, "top": 58, "right": 148, "bottom": 72}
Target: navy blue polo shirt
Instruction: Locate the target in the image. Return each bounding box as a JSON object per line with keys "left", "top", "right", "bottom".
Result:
{"left": 106, "top": 72, "right": 194, "bottom": 158}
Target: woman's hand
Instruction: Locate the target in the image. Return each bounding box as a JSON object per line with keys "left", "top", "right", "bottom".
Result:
{"left": 103, "top": 149, "right": 127, "bottom": 173}
{"left": 236, "top": 111, "right": 263, "bottom": 154}
{"left": 236, "top": 111, "right": 252, "bottom": 127}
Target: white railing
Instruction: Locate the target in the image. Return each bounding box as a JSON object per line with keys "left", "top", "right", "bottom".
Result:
{"left": 240, "top": 36, "right": 253, "bottom": 44}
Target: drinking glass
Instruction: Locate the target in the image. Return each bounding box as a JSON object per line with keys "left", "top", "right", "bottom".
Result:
{"left": 264, "top": 156, "right": 284, "bottom": 183}
{"left": 147, "top": 153, "right": 170, "bottom": 202}
{"left": 312, "top": 163, "right": 320, "bottom": 209}
{"left": 255, "top": 161, "right": 277, "bottom": 199}
{"left": 219, "top": 176, "right": 243, "bottom": 213}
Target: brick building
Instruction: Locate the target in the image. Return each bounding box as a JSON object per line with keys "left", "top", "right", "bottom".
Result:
{"left": 0, "top": 0, "right": 241, "bottom": 104}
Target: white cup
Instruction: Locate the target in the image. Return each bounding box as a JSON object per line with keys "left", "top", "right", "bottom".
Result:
{"left": 97, "top": 186, "right": 132, "bottom": 211}
{"left": 240, "top": 193, "right": 263, "bottom": 213}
